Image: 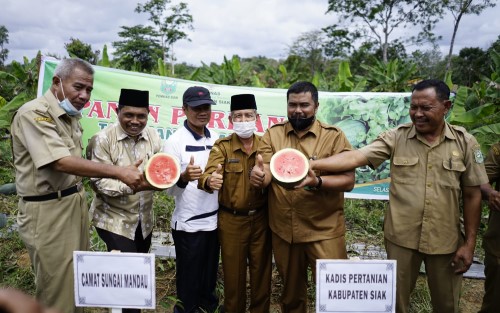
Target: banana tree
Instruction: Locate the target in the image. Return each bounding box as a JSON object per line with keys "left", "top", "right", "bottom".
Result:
{"left": 449, "top": 48, "right": 500, "bottom": 153}
{"left": 0, "top": 53, "right": 40, "bottom": 133}
{"left": 361, "top": 59, "right": 418, "bottom": 92}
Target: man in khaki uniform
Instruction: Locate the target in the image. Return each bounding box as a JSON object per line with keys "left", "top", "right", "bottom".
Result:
{"left": 479, "top": 142, "right": 500, "bottom": 313}
{"left": 199, "top": 94, "right": 271, "bottom": 313}
{"left": 11, "top": 58, "right": 143, "bottom": 313}
{"left": 250, "top": 81, "right": 355, "bottom": 313}
{"left": 310, "top": 79, "right": 488, "bottom": 313}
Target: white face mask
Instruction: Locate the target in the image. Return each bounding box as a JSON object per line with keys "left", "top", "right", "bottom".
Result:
{"left": 57, "top": 77, "right": 81, "bottom": 116}
{"left": 232, "top": 121, "right": 257, "bottom": 138}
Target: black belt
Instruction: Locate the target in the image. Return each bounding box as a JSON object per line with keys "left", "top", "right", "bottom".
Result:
{"left": 22, "top": 184, "right": 83, "bottom": 202}
{"left": 219, "top": 204, "right": 265, "bottom": 216}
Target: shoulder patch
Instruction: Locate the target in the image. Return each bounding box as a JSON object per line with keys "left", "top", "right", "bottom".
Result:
{"left": 211, "top": 146, "right": 221, "bottom": 154}
{"left": 491, "top": 143, "right": 500, "bottom": 156}
{"left": 34, "top": 117, "right": 54, "bottom": 123}
{"left": 473, "top": 148, "right": 484, "bottom": 164}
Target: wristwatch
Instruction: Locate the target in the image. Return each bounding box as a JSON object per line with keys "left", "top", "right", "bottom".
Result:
{"left": 315, "top": 176, "right": 322, "bottom": 189}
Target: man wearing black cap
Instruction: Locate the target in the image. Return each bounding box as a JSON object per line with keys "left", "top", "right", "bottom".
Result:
{"left": 199, "top": 94, "right": 271, "bottom": 313}
{"left": 86, "top": 89, "right": 163, "bottom": 313}
{"left": 163, "top": 86, "right": 221, "bottom": 313}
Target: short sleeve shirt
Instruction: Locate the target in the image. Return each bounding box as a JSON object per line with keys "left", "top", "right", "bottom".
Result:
{"left": 258, "top": 120, "right": 352, "bottom": 243}
{"left": 482, "top": 142, "right": 500, "bottom": 257}
{"left": 199, "top": 133, "right": 267, "bottom": 211}
{"left": 11, "top": 90, "right": 82, "bottom": 196}
{"left": 359, "top": 122, "right": 489, "bottom": 254}
{"left": 87, "top": 123, "right": 163, "bottom": 240}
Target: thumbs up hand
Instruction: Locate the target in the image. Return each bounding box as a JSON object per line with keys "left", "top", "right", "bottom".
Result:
{"left": 208, "top": 164, "right": 224, "bottom": 190}
{"left": 250, "top": 154, "right": 266, "bottom": 188}
{"left": 181, "top": 155, "right": 203, "bottom": 182}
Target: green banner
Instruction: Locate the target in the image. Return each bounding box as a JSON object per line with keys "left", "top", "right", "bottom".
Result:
{"left": 39, "top": 57, "right": 412, "bottom": 200}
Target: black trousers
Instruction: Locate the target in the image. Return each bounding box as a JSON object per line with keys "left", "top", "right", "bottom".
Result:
{"left": 96, "top": 223, "right": 152, "bottom": 313}
{"left": 96, "top": 223, "right": 152, "bottom": 253}
{"left": 172, "top": 229, "right": 220, "bottom": 313}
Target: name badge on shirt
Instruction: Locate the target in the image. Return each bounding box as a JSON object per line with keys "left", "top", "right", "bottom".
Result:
{"left": 228, "top": 158, "right": 240, "bottom": 163}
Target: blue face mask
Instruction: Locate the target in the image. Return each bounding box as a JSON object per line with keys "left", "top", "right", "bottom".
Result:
{"left": 57, "top": 77, "right": 81, "bottom": 116}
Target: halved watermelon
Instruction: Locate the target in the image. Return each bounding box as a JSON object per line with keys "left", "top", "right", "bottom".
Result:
{"left": 144, "top": 153, "right": 181, "bottom": 189}
{"left": 270, "top": 148, "right": 309, "bottom": 188}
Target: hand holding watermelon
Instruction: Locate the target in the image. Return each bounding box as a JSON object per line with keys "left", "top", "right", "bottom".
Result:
{"left": 118, "top": 159, "right": 143, "bottom": 191}
{"left": 295, "top": 168, "right": 319, "bottom": 190}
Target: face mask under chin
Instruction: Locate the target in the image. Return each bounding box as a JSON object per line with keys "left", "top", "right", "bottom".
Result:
{"left": 289, "top": 115, "right": 315, "bottom": 131}
{"left": 57, "top": 77, "right": 82, "bottom": 116}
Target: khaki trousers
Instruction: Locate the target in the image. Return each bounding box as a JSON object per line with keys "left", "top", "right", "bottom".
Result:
{"left": 17, "top": 190, "right": 89, "bottom": 313}
{"left": 385, "top": 239, "right": 462, "bottom": 313}
{"left": 479, "top": 251, "right": 500, "bottom": 313}
{"left": 218, "top": 209, "right": 272, "bottom": 313}
{"left": 272, "top": 232, "right": 347, "bottom": 313}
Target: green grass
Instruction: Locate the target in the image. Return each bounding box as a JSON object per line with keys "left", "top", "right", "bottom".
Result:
{"left": 0, "top": 216, "right": 35, "bottom": 292}
{"left": 0, "top": 136, "right": 490, "bottom": 311}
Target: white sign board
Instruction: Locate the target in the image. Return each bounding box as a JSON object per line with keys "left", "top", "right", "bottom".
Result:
{"left": 316, "top": 259, "right": 396, "bottom": 313}
{"left": 73, "top": 251, "right": 156, "bottom": 309}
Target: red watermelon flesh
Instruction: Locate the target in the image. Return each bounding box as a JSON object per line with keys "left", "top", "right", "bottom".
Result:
{"left": 270, "top": 148, "right": 309, "bottom": 188}
{"left": 144, "top": 153, "right": 181, "bottom": 189}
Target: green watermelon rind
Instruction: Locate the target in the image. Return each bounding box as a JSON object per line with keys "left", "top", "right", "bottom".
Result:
{"left": 270, "top": 148, "right": 309, "bottom": 188}
{"left": 144, "top": 152, "right": 181, "bottom": 189}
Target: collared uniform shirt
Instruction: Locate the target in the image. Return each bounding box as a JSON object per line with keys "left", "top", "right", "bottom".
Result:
{"left": 258, "top": 120, "right": 352, "bottom": 243}
{"left": 483, "top": 142, "right": 500, "bottom": 257}
{"left": 86, "top": 123, "right": 163, "bottom": 240}
{"left": 163, "top": 121, "right": 219, "bottom": 232}
{"left": 360, "top": 122, "right": 489, "bottom": 254}
{"left": 199, "top": 133, "right": 267, "bottom": 210}
{"left": 11, "top": 90, "right": 82, "bottom": 196}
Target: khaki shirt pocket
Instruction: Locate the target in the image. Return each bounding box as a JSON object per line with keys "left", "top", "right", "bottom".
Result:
{"left": 225, "top": 162, "right": 244, "bottom": 174}
{"left": 391, "top": 157, "right": 419, "bottom": 184}
{"left": 441, "top": 159, "right": 466, "bottom": 189}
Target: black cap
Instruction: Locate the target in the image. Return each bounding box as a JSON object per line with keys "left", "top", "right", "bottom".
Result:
{"left": 230, "top": 94, "right": 257, "bottom": 111}
{"left": 118, "top": 89, "right": 149, "bottom": 108}
{"left": 183, "top": 86, "right": 216, "bottom": 107}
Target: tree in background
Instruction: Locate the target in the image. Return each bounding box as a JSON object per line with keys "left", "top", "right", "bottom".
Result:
{"left": 288, "top": 30, "right": 327, "bottom": 78}
{"left": 0, "top": 26, "right": 9, "bottom": 68}
{"left": 347, "top": 40, "right": 407, "bottom": 77}
{"left": 325, "top": 0, "right": 444, "bottom": 63}
{"left": 450, "top": 47, "right": 491, "bottom": 86}
{"left": 64, "top": 37, "right": 100, "bottom": 64}
{"left": 135, "top": 0, "right": 193, "bottom": 75}
{"left": 443, "top": 0, "right": 496, "bottom": 73}
{"left": 112, "top": 25, "right": 162, "bottom": 73}
{"left": 409, "top": 45, "right": 447, "bottom": 80}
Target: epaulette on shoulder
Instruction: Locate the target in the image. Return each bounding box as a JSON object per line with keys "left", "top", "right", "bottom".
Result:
{"left": 318, "top": 121, "right": 341, "bottom": 131}
{"left": 220, "top": 135, "right": 233, "bottom": 142}
{"left": 449, "top": 124, "right": 473, "bottom": 140}
{"left": 215, "top": 133, "right": 233, "bottom": 144}
{"left": 449, "top": 124, "right": 467, "bottom": 133}
{"left": 395, "top": 122, "right": 413, "bottom": 130}
{"left": 269, "top": 121, "right": 287, "bottom": 129}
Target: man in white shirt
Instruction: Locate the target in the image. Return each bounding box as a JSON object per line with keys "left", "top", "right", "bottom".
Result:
{"left": 163, "top": 86, "right": 220, "bottom": 313}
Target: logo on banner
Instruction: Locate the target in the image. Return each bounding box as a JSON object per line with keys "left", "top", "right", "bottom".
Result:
{"left": 160, "top": 80, "right": 177, "bottom": 95}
